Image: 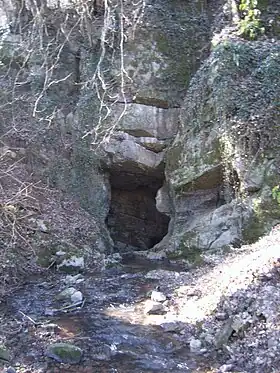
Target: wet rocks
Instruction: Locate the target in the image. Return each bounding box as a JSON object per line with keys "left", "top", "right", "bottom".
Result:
{"left": 0, "top": 345, "right": 9, "bottom": 361}
{"left": 144, "top": 300, "right": 166, "bottom": 315}
{"left": 160, "top": 322, "right": 183, "bottom": 333}
{"left": 46, "top": 343, "right": 83, "bottom": 364}
{"left": 218, "top": 364, "right": 234, "bottom": 372}
{"left": 4, "top": 367, "right": 16, "bottom": 373}
{"left": 145, "top": 269, "right": 180, "bottom": 280}
{"left": 90, "top": 344, "right": 117, "bottom": 361}
{"left": 189, "top": 338, "right": 203, "bottom": 353}
{"left": 150, "top": 289, "right": 167, "bottom": 302}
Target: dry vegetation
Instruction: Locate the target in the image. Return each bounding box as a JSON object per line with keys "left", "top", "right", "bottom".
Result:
{"left": 0, "top": 0, "right": 146, "bottom": 295}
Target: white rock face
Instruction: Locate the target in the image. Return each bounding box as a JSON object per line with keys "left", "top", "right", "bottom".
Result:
{"left": 115, "top": 104, "right": 179, "bottom": 140}
{"left": 103, "top": 133, "right": 164, "bottom": 171}
{"left": 150, "top": 290, "right": 167, "bottom": 303}
{"left": 156, "top": 184, "right": 172, "bottom": 215}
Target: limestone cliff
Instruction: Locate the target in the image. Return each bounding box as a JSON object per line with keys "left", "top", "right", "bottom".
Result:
{"left": 162, "top": 39, "right": 280, "bottom": 255}
{"left": 0, "top": 0, "right": 279, "bottom": 267}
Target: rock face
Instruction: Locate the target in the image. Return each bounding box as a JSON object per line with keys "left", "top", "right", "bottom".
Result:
{"left": 158, "top": 40, "right": 280, "bottom": 254}
{"left": 0, "top": 0, "right": 279, "bottom": 264}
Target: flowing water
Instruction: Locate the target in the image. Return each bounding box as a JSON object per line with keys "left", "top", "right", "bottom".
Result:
{"left": 1, "top": 258, "right": 214, "bottom": 372}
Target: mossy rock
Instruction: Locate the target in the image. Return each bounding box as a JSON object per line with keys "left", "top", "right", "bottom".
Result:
{"left": 168, "top": 235, "right": 204, "bottom": 266}
{"left": 36, "top": 241, "right": 83, "bottom": 269}
{"left": 0, "top": 345, "right": 9, "bottom": 362}
{"left": 243, "top": 191, "right": 280, "bottom": 243}
{"left": 36, "top": 245, "right": 58, "bottom": 268}
{"left": 46, "top": 343, "right": 83, "bottom": 364}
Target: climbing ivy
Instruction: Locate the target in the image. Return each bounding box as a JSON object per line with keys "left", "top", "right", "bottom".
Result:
{"left": 272, "top": 185, "right": 280, "bottom": 205}
{"left": 238, "top": 0, "right": 265, "bottom": 39}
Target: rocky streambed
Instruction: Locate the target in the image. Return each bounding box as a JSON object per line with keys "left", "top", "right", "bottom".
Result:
{"left": 1, "top": 227, "right": 280, "bottom": 373}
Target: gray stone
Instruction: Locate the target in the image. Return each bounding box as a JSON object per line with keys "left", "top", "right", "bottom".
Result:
{"left": 5, "top": 367, "right": 16, "bottom": 373}
{"left": 160, "top": 322, "right": 182, "bottom": 333}
{"left": 91, "top": 344, "right": 116, "bottom": 361}
{"left": 46, "top": 343, "right": 83, "bottom": 364}
{"left": 156, "top": 183, "right": 172, "bottom": 215}
{"left": 214, "top": 318, "right": 235, "bottom": 349}
{"left": 160, "top": 41, "right": 280, "bottom": 254}
{"left": 144, "top": 300, "right": 166, "bottom": 315}
{"left": 0, "top": 345, "right": 9, "bottom": 361}
{"left": 36, "top": 219, "right": 48, "bottom": 232}
{"left": 115, "top": 104, "right": 179, "bottom": 140}
{"left": 219, "top": 364, "right": 234, "bottom": 372}
{"left": 135, "top": 137, "right": 168, "bottom": 153}
{"left": 215, "top": 312, "right": 228, "bottom": 321}
{"left": 56, "top": 287, "right": 77, "bottom": 301}
{"left": 150, "top": 290, "right": 167, "bottom": 302}
{"left": 44, "top": 308, "right": 56, "bottom": 316}
{"left": 64, "top": 274, "right": 84, "bottom": 286}
{"left": 56, "top": 250, "right": 67, "bottom": 257}
{"left": 189, "top": 338, "right": 202, "bottom": 353}
{"left": 70, "top": 290, "right": 83, "bottom": 304}
{"left": 57, "top": 256, "right": 85, "bottom": 273}
{"left": 102, "top": 132, "right": 164, "bottom": 172}
{"left": 40, "top": 323, "right": 60, "bottom": 333}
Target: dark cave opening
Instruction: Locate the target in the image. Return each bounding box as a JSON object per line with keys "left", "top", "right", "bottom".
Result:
{"left": 106, "top": 169, "right": 170, "bottom": 252}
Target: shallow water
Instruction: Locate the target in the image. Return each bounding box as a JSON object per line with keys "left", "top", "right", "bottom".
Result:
{"left": 2, "top": 259, "right": 214, "bottom": 372}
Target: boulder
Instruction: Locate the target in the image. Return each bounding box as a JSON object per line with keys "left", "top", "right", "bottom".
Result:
{"left": 0, "top": 345, "right": 9, "bottom": 362}
{"left": 102, "top": 132, "right": 164, "bottom": 172}
{"left": 115, "top": 104, "right": 179, "bottom": 140}
{"left": 46, "top": 343, "right": 83, "bottom": 364}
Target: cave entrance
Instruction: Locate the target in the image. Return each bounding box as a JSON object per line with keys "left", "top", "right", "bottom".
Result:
{"left": 106, "top": 169, "right": 170, "bottom": 252}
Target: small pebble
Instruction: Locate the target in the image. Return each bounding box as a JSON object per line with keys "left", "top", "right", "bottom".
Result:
{"left": 215, "top": 312, "right": 228, "bottom": 321}
{"left": 219, "top": 364, "right": 233, "bottom": 372}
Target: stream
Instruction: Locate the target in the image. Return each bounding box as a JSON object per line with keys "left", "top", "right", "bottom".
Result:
{"left": 0, "top": 258, "right": 215, "bottom": 372}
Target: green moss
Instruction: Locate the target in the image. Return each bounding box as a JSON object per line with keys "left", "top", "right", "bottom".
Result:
{"left": 36, "top": 244, "right": 58, "bottom": 267}
{"left": 0, "top": 345, "right": 9, "bottom": 362}
{"left": 47, "top": 343, "right": 83, "bottom": 364}
{"left": 166, "top": 142, "right": 184, "bottom": 172}
{"left": 36, "top": 241, "right": 81, "bottom": 268}
{"left": 243, "top": 195, "right": 280, "bottom": 243}
{"left": 168, "top": 247, "right": 204, "bottom": 266}
{"left": 167, "top": 231, "right": 205, "bottom": 266}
